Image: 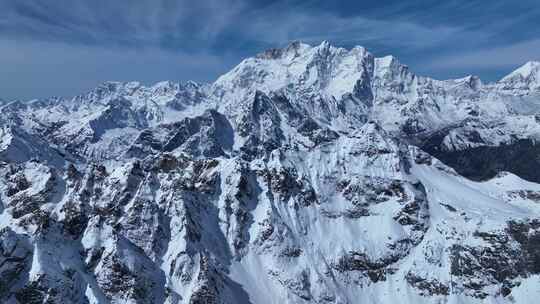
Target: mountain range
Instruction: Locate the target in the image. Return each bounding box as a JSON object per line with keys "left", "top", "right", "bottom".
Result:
{"left": 0, "top": 41, "right": 539, "bottom": 303}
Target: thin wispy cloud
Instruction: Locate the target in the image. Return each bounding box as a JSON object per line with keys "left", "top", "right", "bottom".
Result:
{"left": 0, "top": 0, "right": 248, "bottom": 51}
{"left": 239, "top": 10, "right": 485, "bottom": 51}
{"left": 425, "top": 39, "right": 540, "bottom": 71}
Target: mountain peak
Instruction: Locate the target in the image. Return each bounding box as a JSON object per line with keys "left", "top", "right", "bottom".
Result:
{"left": 150, "top": 80, "right": 180, "bottom": 93}
{"left": 315, "top": 40, "right": 332, "bottom": 52}
{"left": 502, "top": 61, "right": 540, "bottom": 79}
{"left": 450, "top": 75, "right": 482, "bottom": 90}
{"left": 375, "top": 55, "right": 399, "bottom": 68}
{"left": 255, "top": 40, "right": 354, "bottom": 62}
{"left": 216, "top": 41, "right": 375, "bottom": 100}
{"left": 500, "top": 61, "right": 540, "bottom": 90}
{"left": 255, "top": 41, "right": 312, "bottom": 60}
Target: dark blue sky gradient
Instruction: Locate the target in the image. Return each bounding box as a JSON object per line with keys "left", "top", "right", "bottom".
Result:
{"left": 1, "top": 0, "right": 539, "bottom": 100}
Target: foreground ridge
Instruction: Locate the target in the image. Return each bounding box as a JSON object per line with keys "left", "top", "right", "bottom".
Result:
{"left": 1, "top": 42, "right": 540, "bottom": 304}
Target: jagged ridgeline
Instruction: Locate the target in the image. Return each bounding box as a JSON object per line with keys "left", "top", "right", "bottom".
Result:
{"left": 1, "top": 41, "right": 540, "bottom": 303}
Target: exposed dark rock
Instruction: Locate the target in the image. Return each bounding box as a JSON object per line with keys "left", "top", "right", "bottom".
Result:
{"left": 424, "top": 138, "right": 540, "bottom": 183}
{"left": 448, "top": 219, "right": 540, "bottom": 297}
{"left": 0, "top": 228, "right": 32, "bottom": 300}
{"left": 334, "top": 251, "right": 400, "bottom": 283}
{"left": 405, "top": 272, "right": 449, "bottom": 296}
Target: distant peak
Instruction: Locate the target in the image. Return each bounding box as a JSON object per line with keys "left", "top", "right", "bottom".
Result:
{"left": 256, "top": 41, "right": 312, "bottom": 60}
{"left": 374, "top": 55, "right": 410, "bottom": 77}
{"left": 501, "top": 61, "right": 540, "bottom": 82}
{"left": 499, "top": 61, "right": 540, "bottom": 91}
{"left": 375, "top": 55, "right": 398, "bottom": 68}
{"left": 318, "top": 40, "right": 331, "bottom": 49}
{"left": 449, "top": 75, "right": 482, "bottom": 90}
{"left": 153, "top": 80, "right": 175, "bottom": 88}
{"left": 255, "top": 40, "right": 352, "bottom": 61}
{"left": 184, "top": 80, "right": 201, "bottom": 89}
{"left": 153, "top": 80, "right": 179, "bottom": 89}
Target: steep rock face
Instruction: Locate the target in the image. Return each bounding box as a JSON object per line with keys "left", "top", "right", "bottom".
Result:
{"left": 125, "top": 110, "right": 234, "bottom": 159}
{"left": 0, "top": 228, "right": 32, "bottom": 299}
{"left": 423, "top": 138, "right": 540, "bottom": 182}
{"left": 1, "top": 41, "right": 540, "bottom": 303}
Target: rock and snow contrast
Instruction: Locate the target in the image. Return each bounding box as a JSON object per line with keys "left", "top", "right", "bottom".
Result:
{"left": 1, "top": 41, "right": 540, "bottom": 303}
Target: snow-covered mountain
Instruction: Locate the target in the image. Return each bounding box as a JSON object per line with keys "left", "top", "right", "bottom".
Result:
{"left": 1, "top": 41, "right": 540, "bottom": 304}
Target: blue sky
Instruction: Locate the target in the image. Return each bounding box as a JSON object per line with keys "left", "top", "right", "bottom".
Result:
{"left": 1, "top": 0, "right": 540, "bottom": 100}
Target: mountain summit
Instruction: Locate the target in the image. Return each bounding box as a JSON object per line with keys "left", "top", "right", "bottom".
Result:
{"left": 1, "top": 42, "right": 540, "bottom": 304}
{"left": 500, "top": 61, "right": 540, "bottom": 91}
